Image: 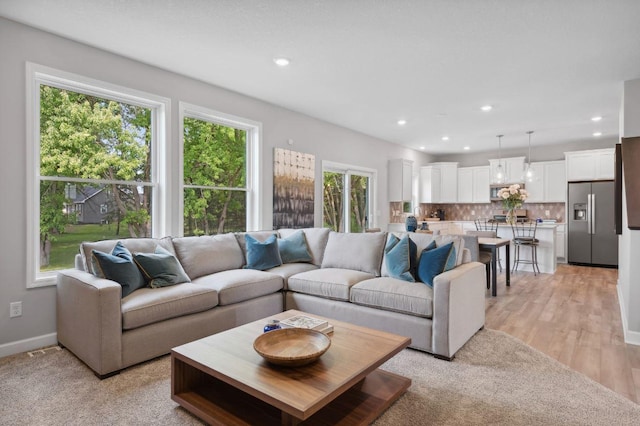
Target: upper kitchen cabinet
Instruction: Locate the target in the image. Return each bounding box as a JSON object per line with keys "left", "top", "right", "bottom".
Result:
{"left": 489, "top": 157, "right": 526, "bottom": 184}
{"left": 524, "top": 161, "right": 566, "bottom": 203}
{"left": 458, "top": 166, "right": 490, "bottom": 203}
{"left": 388, "top": 159, "right": 413, "bottom": 201}
{"left": 565, "top": 148, "right": 615, "bottom": 181}
{"left": 420, "top": 162, "right": 458, "bottom": 203}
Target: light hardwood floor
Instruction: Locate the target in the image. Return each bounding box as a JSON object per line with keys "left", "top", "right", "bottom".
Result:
{"left": 485, "top": 263, "right": 640, "bottom": 403}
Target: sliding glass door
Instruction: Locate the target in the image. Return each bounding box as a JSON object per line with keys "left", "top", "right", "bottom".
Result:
{"left": 322, "top": 163, "right": 375, "bottom": 233}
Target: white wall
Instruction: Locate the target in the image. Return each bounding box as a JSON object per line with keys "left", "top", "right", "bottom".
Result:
{"left": 618, "top": 78, "right": 640, "bottom": 345}
{"left": 0, "top": 17, "right": 434, "bottom": 353}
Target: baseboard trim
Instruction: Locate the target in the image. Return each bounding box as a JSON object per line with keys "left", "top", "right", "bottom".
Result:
{"left": 0, "top": 332, "right": 58, "bottom": 358}
{"left": 617, "top": 284, "right": 640, "bottom": 346}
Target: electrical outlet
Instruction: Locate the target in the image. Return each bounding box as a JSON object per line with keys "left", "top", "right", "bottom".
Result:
{"left": 545, "top": 210, "right": 550, "bottom": 217}
{"left": 471, "top": 210, "right": 476, "bottom": 216}
{"left": 10, "top": 301, "right": 22, "bottom": 318}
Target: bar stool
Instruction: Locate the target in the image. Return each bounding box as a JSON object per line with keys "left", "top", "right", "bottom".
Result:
{"left": 510, "top": 221, "right": 541, "bottom": 275}
{"left": 473, "top": 218, "right": 502, "bottom": 272}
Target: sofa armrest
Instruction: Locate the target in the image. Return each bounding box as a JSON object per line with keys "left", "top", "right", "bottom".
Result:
{"left": 431, "top": 261, "right": 485, "bottom": 358}
{"left": 56, "top": 269, "right": 123, "bottom": 376}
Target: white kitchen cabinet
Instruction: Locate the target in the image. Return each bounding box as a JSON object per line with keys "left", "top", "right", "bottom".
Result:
{"left": 565, "top": 148, "right": 615, "bottom": 181}
{"left": 523, "top": 160, "right": 566, "bottom": 203}
{"left": 457, "top": 168, "right": 473, "bottom": 203}
{"left": 458, "top": 166, "right": 490, "bottom": 203}
{"left": 489, "top": 157, "right": 526, "bottom": 184}
{"left": 523, "top": 163, "right": 545, "bottom": 202}
{"left": 389, "top": 159, "right": 413, "bottom": 201}
{"left": 472, "top": 167, "right": 491, "bottom": 203}
{"left": 543, "top": 161, "right": 567, "bottom": 202}
{"left": 420, "top": 162, "right": 458, "bottom": 203}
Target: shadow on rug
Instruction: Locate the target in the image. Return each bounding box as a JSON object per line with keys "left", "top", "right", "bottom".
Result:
{"left": 1, "top": 329, "right": 638, "bottom": 425}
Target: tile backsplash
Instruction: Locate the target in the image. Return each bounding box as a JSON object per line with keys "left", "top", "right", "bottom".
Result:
{"left": 389, "top": 202, "right": 565, "bottom": 223}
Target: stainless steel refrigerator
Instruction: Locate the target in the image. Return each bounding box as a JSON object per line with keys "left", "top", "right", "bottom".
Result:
{"left": 568, "top": 181, "right": 618, "bottom": 267}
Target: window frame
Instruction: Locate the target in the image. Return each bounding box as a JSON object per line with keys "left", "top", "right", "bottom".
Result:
{"left": 322, "top": 160, "right": 377, "bottom": 232}
{"left": 26, "top": 63, "right": 171, "bottom": 288}
{"left": 178, "top": 102, "right": 262, "bottom": 235}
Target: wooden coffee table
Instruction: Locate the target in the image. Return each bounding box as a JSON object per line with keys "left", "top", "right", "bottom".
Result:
{"left": 171, "top": 309, "right": 411, "bottom": 425}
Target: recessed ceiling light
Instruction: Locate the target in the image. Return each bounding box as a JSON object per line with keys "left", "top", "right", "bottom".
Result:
{"left": 591, "top": 116, "right": 602, "bottom": 122}
{"left": 273, "top": 57, "right": 290, "bottom": 67}
{"left": 419, "top": 146, "right": 425, "bottom": 150}
{"left": 442, "top": 136, "right": 449, "bottom": 141}
{"left": 463, "top": 146, "right": 470, "bottom": 150}
{"left": 397, "top": 119, "right": 407, "bottom": 126}
{"left": 593, "top": 132, "right": 602, "bottom": 137}
{"left": 481, "top": 105, "right": 493, "bottom": 112}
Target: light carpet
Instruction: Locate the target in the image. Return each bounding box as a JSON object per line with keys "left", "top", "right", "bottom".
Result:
{"left": 1, "top": 329, "right": 638, "bottom": 425}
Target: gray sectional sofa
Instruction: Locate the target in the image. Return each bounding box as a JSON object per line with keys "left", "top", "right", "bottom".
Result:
{"left": 56, "top": 228, "right": 486, "bottom": 378}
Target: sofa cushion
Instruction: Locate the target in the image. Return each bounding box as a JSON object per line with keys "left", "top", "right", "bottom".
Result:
{"left": 121, "top": 283, "right": 218, "bottom": 330}
{"left": 133, "top": 246, "right": 191, "bottom": 288}
{"left": 245, "top": 234, "right": 283, "bottom": 270}
{"left": 192, "top": 269, "right": 283, "bottom": 306}
{"left": 80, "top": 236, "right": 175, "bottom": 274}
{"left": 235, "top": 231, "right": 279, "bottom": 265}
{"left": 90, "top": 242, "right": 146, "bottom": 298}
{"left": 435, "top": 235, "right": 465, "bottom": 266}
{"left": 278, "top": 228, "right": 330, "bottom": 266}
{"left": 350, "top": 277, "right": 433, "bottom": 318}
{"left": 320, "top": 231, "right": 386, "bottom": 276}
{"left": 417, "top": 242, "right": 457, "bottom": 287}
{"left": 384, "top": 234, "right": 415, "bottom": 282}
{"left": 287, "top": 268, "right": 375, "bottom": 301}
{"left": 277, "top": 230, "right": 312, "bottom": 263}
{"left": 266, "top": 262, "right": 318, "bottom": 289}
{"left": 172, "top": 233, "right": 244, "bottom": 279}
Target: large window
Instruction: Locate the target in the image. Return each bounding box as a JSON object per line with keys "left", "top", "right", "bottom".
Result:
{"left": 180, "top": 103, "right": 261, "bottom": 236}
{"left": 27, "top": 65, "right": 169, "bottom": 287}
{"left": 322, "top": 162, "right": 376, "bottom": 233}
{"left": 26, "top": 67, "right": 262, "bottom": 288}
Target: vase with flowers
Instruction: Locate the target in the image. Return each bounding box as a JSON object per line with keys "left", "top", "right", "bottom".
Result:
{"left": 497, "top": 184, "right": 528, "bottom": 224}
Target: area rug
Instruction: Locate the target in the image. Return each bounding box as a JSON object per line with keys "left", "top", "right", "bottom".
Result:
{"left": 1, "top": 329, "right": 638, "bottom": 425}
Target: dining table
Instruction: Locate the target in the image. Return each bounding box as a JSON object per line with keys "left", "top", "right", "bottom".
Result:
{"left": 478, "top": 237, "right": 511, "bottom": 297}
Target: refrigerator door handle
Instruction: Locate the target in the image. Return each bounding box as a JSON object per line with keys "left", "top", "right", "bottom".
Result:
{"left": 591, "top": 193, "right": 596, "bottom": 234}
{"left": 587, "top": 194, "right": 593, "bottom": 235}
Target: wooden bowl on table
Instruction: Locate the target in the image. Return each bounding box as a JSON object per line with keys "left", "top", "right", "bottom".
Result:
{"left": 253, "top": 328, "right": 331, "bottom": 367}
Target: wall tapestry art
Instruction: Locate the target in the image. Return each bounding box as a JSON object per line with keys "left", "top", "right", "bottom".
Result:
{"left": 273, "top": 148, "right": 315, "bottom": 229}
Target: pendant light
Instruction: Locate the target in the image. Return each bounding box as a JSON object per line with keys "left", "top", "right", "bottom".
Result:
{"left": 523, "top": 131, "right": 535, "bottom": 182}
{"left": 495, "top": 134, "right": 505, "bottom": 183}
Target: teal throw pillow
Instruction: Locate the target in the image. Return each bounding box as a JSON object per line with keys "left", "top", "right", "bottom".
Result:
{"left": 278, "top": 230, "right": 312, "bottom": 263}
{"left": 245, "top": 234, "right": 282, "bottom": 270}
{"left": 91, "top": 242, "right": 146, "bottom": 297}
{"left": 384, "top": 234, "right": 415, "bottom": 282}
{"left": 416, "top": 242, "right": 456, "bottom": 287}
{"left": 133, "top": 246, "right": 190, "bottom": 288}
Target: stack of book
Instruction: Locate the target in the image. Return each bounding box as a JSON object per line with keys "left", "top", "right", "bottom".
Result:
{"left": 280, "top": 314, "right": 334, "bottom": 335}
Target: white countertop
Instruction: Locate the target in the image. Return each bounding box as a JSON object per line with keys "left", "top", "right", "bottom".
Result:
{"left": 416, "top": 220, "right": 561, "bottom": 229}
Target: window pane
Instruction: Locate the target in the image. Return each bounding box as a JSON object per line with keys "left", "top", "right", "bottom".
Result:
{"left": 39, "top": 182, "right": 151, "bottom": 271}
{"left": 38, "top": 84, "right": 153, "bottom": 272}
{"left": 323, "top": 171, "right": 344, "bottom": 232}
{"left": 40, "top": 85, "right": 151, "bottom": 182}
{"left": 183, "top": 117, "right": 246, "bottom": 188}
{"left": 183, "top": 189, "right": 246, "bottom": 236}
{"left": 350, "top": 175, "right": 369, "bottom": 233}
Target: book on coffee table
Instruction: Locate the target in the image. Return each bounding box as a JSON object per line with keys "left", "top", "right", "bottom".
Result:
{"left": 280, "top": 314, "right": 333, "bottom": 334}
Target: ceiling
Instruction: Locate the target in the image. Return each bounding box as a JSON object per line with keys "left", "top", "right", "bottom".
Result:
{"left": 2, "top": 0, "right": 640, "bottom": 154}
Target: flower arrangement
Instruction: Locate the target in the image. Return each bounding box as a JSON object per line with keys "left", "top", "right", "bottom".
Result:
{"left": 498, "top": 184, "right": 528, "bottom": 209}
